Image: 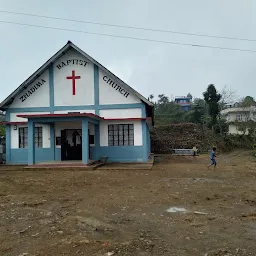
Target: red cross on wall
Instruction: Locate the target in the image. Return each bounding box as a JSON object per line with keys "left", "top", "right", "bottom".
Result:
{"left": 66, "top": 70, "right": 81, "bottom": 95}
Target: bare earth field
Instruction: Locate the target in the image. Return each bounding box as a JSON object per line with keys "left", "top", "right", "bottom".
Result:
{"left": 1, "top": 152, "right": 256, "bottom": 256}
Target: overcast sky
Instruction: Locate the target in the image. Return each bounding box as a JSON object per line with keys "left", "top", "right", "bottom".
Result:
{"left": 0, "top": 0, "right": 256, "bottom": 103}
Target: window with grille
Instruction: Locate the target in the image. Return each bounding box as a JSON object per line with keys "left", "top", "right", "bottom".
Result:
{"left": 236, "top": 114, "right": 243, "bottom": 121}
{"left": 34, "top": 127, "right": 43, "bottom": 148}
{"left": 19, "top": 127, "right": 28, "bottom": 148}
{"left": 19, "top": 127, "right": 43, "bottom": 148}
{"left": 108, "top": 124, "right": 134, "bottom": 146}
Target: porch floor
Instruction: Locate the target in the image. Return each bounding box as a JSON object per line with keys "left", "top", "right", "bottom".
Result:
{"left": 24, "top": 160, "right": 103, "bottom": 169}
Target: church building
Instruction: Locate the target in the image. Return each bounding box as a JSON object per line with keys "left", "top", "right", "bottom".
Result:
{"left": 0, "top": 41, "right": 153, "bottom": 165}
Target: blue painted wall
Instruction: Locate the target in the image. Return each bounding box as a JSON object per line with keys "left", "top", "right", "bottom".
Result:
{"left": 55, "top": 148, "right": 61, "bottom": 161}
{"left": 10, "top": 148, "right": 54, "bottom": 164}
{"left": 97, "top": 146, "right": 144, "bottom": 162}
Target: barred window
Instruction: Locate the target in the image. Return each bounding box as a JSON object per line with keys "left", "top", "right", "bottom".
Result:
{"left": 34, "top": 127, "right": 43, "bottom": 148}
{"left": 19, "top": 127, "right": 43, "bottom": 148}
{"left": 108, "top": 124, "right": 134, "bottom": 146}
{"left": 19, "top": 127, "right": 28, "bottom": 148}
{"left": 236, "top": 114, "right": 243, "bottom": 121}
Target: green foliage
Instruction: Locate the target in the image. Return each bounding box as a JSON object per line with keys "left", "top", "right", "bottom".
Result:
{"left": 150, "top": 88, "right": 253, "bottom": 139}
{"left": 203, "top": 84, "right": 222, "bottom": 129}
{"left": 187, "top": 92, "right": 192, "bottom": 99}
{"left": 0, "top": 125, "right": 5, "bottom": 136}
{"left": 190, "top": 98, "right": 208, "bottom": 124}
{"left": 157, "top": 94, "right": 169, "bottom": 105}
{"left": 151, "top": 94, "right": 211, "bottom": 126}
{"left": 241, "top": 96, "right": 256, "bottom": 107}
{"left": 154, "top": 101, "right": 185, "bottom": 125}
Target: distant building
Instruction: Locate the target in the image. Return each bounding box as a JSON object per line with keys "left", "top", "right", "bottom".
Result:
{"left": 221, "top": 106, "right": 256, "bottom": 134}
{"left": 174, "top": 96, "right": 192, "bottom": 111}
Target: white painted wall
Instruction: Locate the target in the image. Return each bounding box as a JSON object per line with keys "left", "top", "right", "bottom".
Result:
{"left": 11, "top": 124, "right": 50, "bottom": 149}
{"left": 99, "top": 69, "right": 141, "bottom": 105}
{"left": 100, "top": 120, "right": 142, "bottom": 146}
{"left": 228, "top": 124, "right": 249, "bottom": 135}
{"left": 99, "top": 108, "right": 142, "bottom": 118}
{"left": 54, "top": 49, "right": 94, "bottom": 106}
{"left": 10, "top": 70, "right": 50, "bottom": 108}
{"left": 54, "top": 110, "right": 95, "bottom": 114}
{"left": 55, "top": 122, "right": 81, "bottom": 148}
{"left": 10, "top": 112, "right": 50, "bottom": 122}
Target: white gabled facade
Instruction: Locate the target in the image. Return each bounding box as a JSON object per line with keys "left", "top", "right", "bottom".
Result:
{"left": 0, "top": 41, "right": 153, "bottom": 165}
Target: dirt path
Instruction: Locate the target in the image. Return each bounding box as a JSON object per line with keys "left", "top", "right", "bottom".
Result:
{"left": 0, "top": 151, "right": 256, "bottom": 256}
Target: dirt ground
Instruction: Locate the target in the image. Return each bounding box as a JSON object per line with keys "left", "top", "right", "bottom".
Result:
{"left": 1, "top": 152, "right": 256, "bottom": 256}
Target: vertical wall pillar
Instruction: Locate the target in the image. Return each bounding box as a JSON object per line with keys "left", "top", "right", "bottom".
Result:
{"left": 50, "top": 123, "right": 55, "bottom": 161}
{"left": 5, "top": 125, "right": 11, "bottom": 164}
{"left": 142, "top": 120, "right": 148, "bottom": 162}
{"left": 28, "top": 119, "right": 35, "bottom": 165}
{"left": 147, "top": 125, "right": 151, "bottom": 153}
{"left": 94, "top": 123, "right": 100, "bottom": 160}
{"left": 49, "top": 64, "right": 55, "bottom": 113}
{"left": 5, "top": 111, "right": 11, "bottom": 164}
{"left": 94, "top": 64, "right": 99, "bottom": 115}
{"left": 82, "top": 119, "right": 89, "bottom": 164}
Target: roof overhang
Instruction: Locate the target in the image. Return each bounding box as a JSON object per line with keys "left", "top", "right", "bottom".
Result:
{"left": 14, "top": 113, "right": 151, "bottom": 122}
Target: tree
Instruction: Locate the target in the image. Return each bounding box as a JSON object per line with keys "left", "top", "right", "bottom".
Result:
{"left": 157, "top": 94, "right": 169, "bottom": 105}
{"left": 241, "top": 96, "right": 256, "bottom": 107}
{"left": 203, "top": 84, "right": 222, "bottom": 131}
{"left": 0, "top": 125, "right": 5, "bottom": 136}
{"left": 219, "top": 85, "right": 237, "bottom": 111}
{"left": 183, "top": 98, "right": 208, "bottom": 124}
{"left": 149, "top": 94, "right": 154, "bottom": 102}
{"left": 153, "top": 94, "right": 187, "bottom": 125}
{"left": 192, "top": 98, "right": 208, "bottom": 124}
{"left": 187, "top": 93, "right": 193, "bottom": 100}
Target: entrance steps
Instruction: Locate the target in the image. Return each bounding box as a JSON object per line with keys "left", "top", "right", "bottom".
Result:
{"left": 24, "top": 160, "right": 104, "bottom": 170}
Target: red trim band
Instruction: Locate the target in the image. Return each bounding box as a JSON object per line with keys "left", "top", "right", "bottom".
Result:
{"left": 16, "top": 113, "right": 150, "bottom": 121}
{"left": 0, "top": 122, "right": 28, "bottom": 125}
{"left": 17, "top": 113, "right": 103, "bottom": 119}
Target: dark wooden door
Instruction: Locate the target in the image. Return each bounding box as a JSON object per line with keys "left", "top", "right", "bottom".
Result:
{"left": 61, "top": 130, "right": 67, "bottom": 161}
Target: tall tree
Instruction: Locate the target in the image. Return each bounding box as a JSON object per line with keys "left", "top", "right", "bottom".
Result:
{"left": 149, "top": 94, "right": 154, "bottom": 102}
{"left": 203, "top": 84, "right": 222, "bottom": 131}
{"left": 182, "top": 98, "right": 208, "bottom": 124}
{"left": 219, "top": 85, "right": 237, "bottom": 110}
{"left": 187, "top": 92, "right": 193, "bottom": 99}
{"left": 0, "top": 125, "right": 5, "bottom": 136}
{"left": 157, "top": 94, "right": 169, "bottom": 105}
{"left": 241, "top": 96, "right": 256, "bottom": 107}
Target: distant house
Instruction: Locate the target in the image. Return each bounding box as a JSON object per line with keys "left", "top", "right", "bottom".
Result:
{"left": 221, "top": 106, "right": 256, "bottom": 134}
{"left": 174, "top": 96, "right": 192, "bottom": 111}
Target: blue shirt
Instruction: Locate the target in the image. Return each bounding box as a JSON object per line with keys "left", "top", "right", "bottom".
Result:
{"left": 210, "top": 150, "right": 215, "bottom": 160}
